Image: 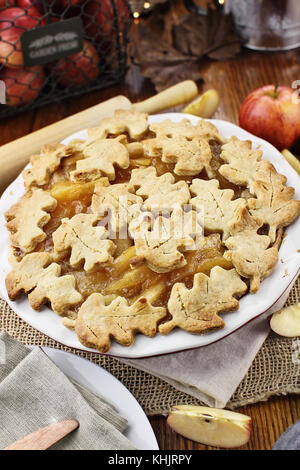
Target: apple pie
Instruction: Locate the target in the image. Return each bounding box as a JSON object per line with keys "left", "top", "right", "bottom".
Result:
{"left": 5, "top": 110, "right": 300, "bottom": 352}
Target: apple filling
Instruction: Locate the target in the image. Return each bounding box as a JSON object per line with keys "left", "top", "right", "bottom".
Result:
{"left": 28, "top": 141, "right": 238, "bottom": 310}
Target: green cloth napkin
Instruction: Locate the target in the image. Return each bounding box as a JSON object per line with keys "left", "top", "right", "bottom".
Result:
{"left": 0, "top": 332, "right": 135, "bottom": 450}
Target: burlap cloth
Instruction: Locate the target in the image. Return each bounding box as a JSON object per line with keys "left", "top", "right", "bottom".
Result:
{"left": 1, "top": 277, "right": 300, "bottom": 416}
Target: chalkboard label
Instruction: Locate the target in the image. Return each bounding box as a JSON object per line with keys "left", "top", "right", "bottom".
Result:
{"left": 21, "top": 18, "right": 84, "bottom": 67}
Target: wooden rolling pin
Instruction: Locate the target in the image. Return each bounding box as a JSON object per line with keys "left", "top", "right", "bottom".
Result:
{"left": 0, "top": 80, "right": 197, "bottom": 193}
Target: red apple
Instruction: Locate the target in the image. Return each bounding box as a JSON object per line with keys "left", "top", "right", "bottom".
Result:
{"left": 83, "top": 0, "right": 129, "bottom": 55}
{"left": 48, "top": 0, "right": 84, "bottom": 12}
{"left": 60, "top": 0, "right": 84, "bottom": 6}
{"left": 0, "top": 65, "right": 45, "bottom": 105}
{"left": 83, "top": 0, "right": 114, "bottom": 43}
{"left": 53, "top": 39, "right": 99, "bottom": 87}
{"left": 239, "top": 85, "right": 300, "bottom": 151}
{"left": 0, "top": 6, "right": 45, "bottom": 68}
{"left": 115, "top": 0, "right": 130, "bottom": 31}
{"left": 17, "top": 0, "right": 44, "bottom": 12}
{"left": 0, "top": 1, "right": 15, "bottom": 6}
{"left": 0, "top": 1, "right": 44, "bottom": 11}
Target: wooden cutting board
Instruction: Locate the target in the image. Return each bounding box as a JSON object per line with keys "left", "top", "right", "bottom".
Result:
{"left": 0, "top": 80, "right": 197, "bottom": 193}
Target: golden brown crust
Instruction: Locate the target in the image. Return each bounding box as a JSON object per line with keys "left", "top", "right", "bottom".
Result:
{"left": 75, "top": 293, "right": 166, "bottom": 352}
{"left": 219, "top": 137, "right": 262, "bottom": 187}
{"left": 159, "top": 267, "right": 247, "bottom": 335}
{"left": 4, "top": 110, "right": 300, "bottom": 352}
{"left": 52, "top": 214, "right": 116, "bottom": 272}
{"left": 248, "top": 160, "right": 300, "bottom": 242}
{"left": 5, "top": 189, "right": 57, "bottom": 253}
{"left": 70, "top": 136, "right": 129, "bottom": 182}
{"left": 87, "top": 109, "right": 148, "bottom": 141}
{"left": 5, "top": 252, "right": 82, "bottom": 314}
{"left": 128, "top": 166, "right": 190, "bottom": 211}
{"left": 190, "top": 178, "right": 246, "bottom": 241}
{"left": 150, "top": 118, "right": 225, "bottom": 143}
{"left": 144, "top": 135, "right": 214, "bottom": 177}
{"left": 131, "top": 208, "right": 203, "bottom": 273}
{"left": 91, "top": 180, "right": 143, "bottom": 232}
{"left": 224, "top": 207, "right": 279, "bottom": 293}
{"left": 22, "top": 144, "right": 72, "bottom": 188}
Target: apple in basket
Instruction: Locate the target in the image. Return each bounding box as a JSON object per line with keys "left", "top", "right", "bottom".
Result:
{"left": 82, "top": 0, "right": 129, "bottom": 55}
{"left": 48, "top": 0, "right": 85, "bottom": 13}
{"left": 59, "top": 0, "right": 85, "bottom": 7}
{"left": 53, "top": 40, "right": 99, "bottom": 88}
{"left": 0, "top": 65, "right": 46, "bottom": 105}
{"left": 0, "top": 2, "right": 44, "bottom": 13}
{"left": 17, "top": 0, "right": 41, "bottom": 9}
{"left": 0, "top": 0, "right": 16, "bottom": 6}
{"left": 0, "top": 6, "right": 45, "bottom": 68}
{"left": 239, "top": 85, "right": 300, "bottom": 151}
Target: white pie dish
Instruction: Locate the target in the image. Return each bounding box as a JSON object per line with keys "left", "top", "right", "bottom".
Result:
{"left": 0, "top": 113, "right": 299, "bottom": 359}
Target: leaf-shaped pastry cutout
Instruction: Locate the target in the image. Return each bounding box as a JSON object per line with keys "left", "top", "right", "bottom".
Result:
{"left": 5, "top": 252, "right": 82, "bottom": 315}
{"left": 128, "top": 166, "right": 190, "bottom": 211}
{"left": 75, "top": 293, "right": 166, "bottom": 352}
{"left": 219, "top": 137, "right": 262, "bottom": 187}
{"left": 159, "top": 266, "right": 247, "bottom": 335}
{"left": 52, "top": 214, "right": 116, "bottom": 272}
{"left": 87, "top": 109, "right": 148, "bottom": 141}
{"left": 248, "top": 160, "right": 300, "bottom": 242}
{"left": 23, "top": 144, "right": 72, "bottom": 188}
{"left": 5, "top": 189, "right": 57, "bottom": 253}
{"left": 144, "top": 135, "right": 214, "bottom": 177}
{"left": 70, "top": 136, "right": 129, "bottom": 182}
{"left": 224, "top": 207, "right": 279, "bottom": 293}
{"left": 150, "top": 118, "right": 225, "bottom": 143}
{"left": 190, "top": 178, "right": 246, "bottom": 240}
{"left": 130, "top": 207, "right": 203, "bottom": 273}
{"left": 91, "top": 180, "right": 143, "bottom": 233}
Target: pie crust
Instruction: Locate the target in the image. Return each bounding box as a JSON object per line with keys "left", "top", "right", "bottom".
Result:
{"left": 5, "top": 110, "right": 300, "bottom": 352}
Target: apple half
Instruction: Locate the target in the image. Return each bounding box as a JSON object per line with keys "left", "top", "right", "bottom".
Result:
{"left": 167, "top": 405, "right": 252, "bottom": 448}
{"left": 270, "top": 303, "right": 300, "bottom": 337}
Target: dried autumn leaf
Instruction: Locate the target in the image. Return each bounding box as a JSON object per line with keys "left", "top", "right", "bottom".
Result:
{"left": 130, "top": 4, "right": 241, "bottom": 92}
{"left": 130, "top": 13, "right": 202, "bottom": 92}
{"left": 172, "top": 10, "right": 241, "bottom": 60}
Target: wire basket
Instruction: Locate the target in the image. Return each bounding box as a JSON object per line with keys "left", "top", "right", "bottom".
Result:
{"left": 0, "top": 0, "right": 131, "bottom": 119}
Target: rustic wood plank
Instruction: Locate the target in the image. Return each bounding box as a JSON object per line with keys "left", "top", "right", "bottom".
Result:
{"left": 150, "top": 395, "right": 300, "bottom": 450}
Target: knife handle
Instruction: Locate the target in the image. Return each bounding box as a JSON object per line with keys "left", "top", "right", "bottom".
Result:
{"left": 3, "top": 420, "right": 79, "bottom": 450}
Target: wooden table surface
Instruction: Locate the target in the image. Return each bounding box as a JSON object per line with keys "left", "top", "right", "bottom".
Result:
{"left": 1, "top": 40, "right": 300, "bottom": 450}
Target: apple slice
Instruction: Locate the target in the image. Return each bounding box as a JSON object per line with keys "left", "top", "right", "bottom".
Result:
{"left": 270, "top": 303, "right": 300, "bottom": 337}
{"left": 183, "top": 89, "right": 220, "bottom": 118}
{"left": 281, "top": 149, "right": 300, "bottom": 176}
{"left": 167, "top": 405, "right": 251, "bottom": 448}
